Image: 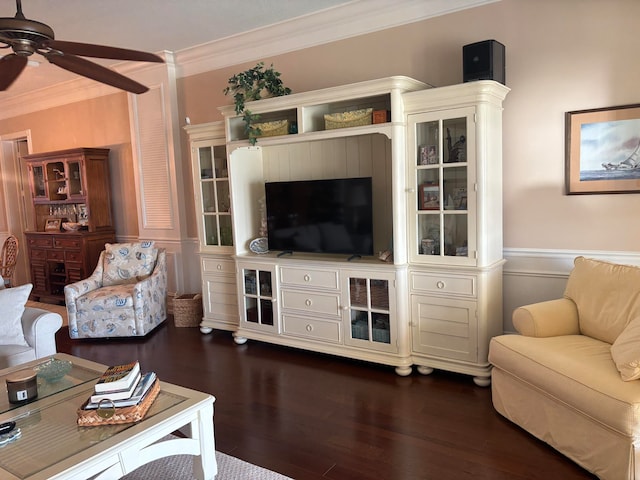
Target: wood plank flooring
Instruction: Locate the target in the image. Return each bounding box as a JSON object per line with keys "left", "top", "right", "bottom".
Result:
{"left": 56, "top": 320, "right": 597, "bottom": 480}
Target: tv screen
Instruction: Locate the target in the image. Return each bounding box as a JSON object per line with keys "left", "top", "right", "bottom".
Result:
{"left": 265, "top": 177, "right": 373, "bottom": 257}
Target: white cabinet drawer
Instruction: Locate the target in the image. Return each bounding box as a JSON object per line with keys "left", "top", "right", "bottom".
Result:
{"left": 410, "top": 272, "right": 476, "bottom": 297}
{"left": 283, "top": 314, "right": 341, "bottom": 343}
{"left": 202, "top": 257, "right": 236, "bottom": 275}
{"left": 280, "top": 266, "right": 339, "bottom": 290}
{"left": 281, "top": 289, "right": 341, "bottom": 317}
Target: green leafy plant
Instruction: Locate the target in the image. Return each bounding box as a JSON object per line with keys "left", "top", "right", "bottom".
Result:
{"left": 223, "top": 62, "right": 292, "bottom": 145}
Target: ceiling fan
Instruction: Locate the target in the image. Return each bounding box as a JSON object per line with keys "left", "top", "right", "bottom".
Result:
{"left": 0, "top": 0, "right": 163, "bottom": 94}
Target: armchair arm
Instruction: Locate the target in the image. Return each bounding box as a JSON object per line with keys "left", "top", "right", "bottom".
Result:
{"left": 64, "top": 251, "right": 105, "bottom": 330}
{"left": 21, "top": 307, "right": 63, "bottom": 358}
{"left": 512, "top": 298, "right": 581, "bottom": 337}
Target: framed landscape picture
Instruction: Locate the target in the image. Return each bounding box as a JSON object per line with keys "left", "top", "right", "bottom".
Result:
{"left": 565, "top": 103, "right": 640, "bottom": 194}
{"left": 419, "top": 183, "right": 440, "bottom": 210}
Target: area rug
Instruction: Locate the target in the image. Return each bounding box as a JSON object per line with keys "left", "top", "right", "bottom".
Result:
{"left": 121, "top": 450, "right": 293, "bottom": 480}
{"left": 25, "top": 300, "right": 68, "bottom": 326}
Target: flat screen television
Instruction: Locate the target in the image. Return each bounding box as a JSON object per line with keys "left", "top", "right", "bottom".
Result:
{"left": 265, "top": 177, "right": 374, "bottom": 257}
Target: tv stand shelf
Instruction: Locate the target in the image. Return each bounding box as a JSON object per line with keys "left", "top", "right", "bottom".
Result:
{"left": 189, "top": 76, "right": 509, "bottom": 385}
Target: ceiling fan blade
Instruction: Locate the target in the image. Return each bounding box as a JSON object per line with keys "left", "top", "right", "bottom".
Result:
{"left": 46, "top": 53, "right": 149, "bottom": 94}
{"left": 45, "top": 40, "right": 163, "bottom": 63}
{"left": 0, "top": 54, "right": 27, "bottom": 90}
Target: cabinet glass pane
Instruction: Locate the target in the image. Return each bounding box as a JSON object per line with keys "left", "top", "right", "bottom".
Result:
{"left": 216, "top": 181, "right": 230, "bottom": 212}
{"left": 259, "top": 271, "right": 272, "bottom": 297}
{"left": 213, "top": 146, "right": 228, "bottom": 178}
{"left": 416, "top": 120, "right": 439, "bottom": 166}
{"left": 417, "top": 214, "right": 441, "bottom": 256}
{"left": 444, "top": 117, "right": 467, "bottom": 164}
{"left": 417, "top": 169, "right": 440, "bottom": 211}
{"left": 349, "top": 278, "right": 368, "bottom": 308}
{"left": 198, "top": 147, "right": 213, "bottom": 178}
{"left": 243, "top": 270, "right": 257, "bottom": 295}
{"left": 351, "top": 310, "right": 369, "bottom": 341}
{"left": 32, "top": 166, "right": 45, "bottom": 197}
{"left": 444, "top": 214, "right": 468, "bottom": 257}
{"left": 201, "top": 181, "right": 216, "bottom": 212}
{"left": 204, "top": 215, "right": 218, "bottom": 246}
{"left": 370, "top": 280, "right": 389, "bottom": 310}
{"left": 219, "top": 216, "right": 233, "bottom": 246}
{"left": 245, "top": 297, "right": 258, "bottom": 323}
{"left": 47, "top": 161, "right": 66, "bottom": 200}
{"left": 443, "top": 167, "right": 467, "bottom": 211}
{"left": 260, "top": 299, "right": 274, "bottom": 326}
{"left": 67, "top": 161, "right": 83, "bottom": 196}
{"left": 372, "top": 313, "right": 391, "bottom": 344}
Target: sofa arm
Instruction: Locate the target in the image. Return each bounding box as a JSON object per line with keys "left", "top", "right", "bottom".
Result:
{"left": 512, "top": 298, "right": 580, "bottom": 337}
{"left": 21, "top": 307, "right": 63, "bottom": 358}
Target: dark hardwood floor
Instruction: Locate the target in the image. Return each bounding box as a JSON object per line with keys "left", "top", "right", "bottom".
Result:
{"left": 56, "top": 320, "right": 596, "bottom": 480}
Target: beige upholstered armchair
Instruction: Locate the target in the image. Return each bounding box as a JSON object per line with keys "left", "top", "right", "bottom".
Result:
{"left": 64, "top": 242, "right": 167, "bottom": 338}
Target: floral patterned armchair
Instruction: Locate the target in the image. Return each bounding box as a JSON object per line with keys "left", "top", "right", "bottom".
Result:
{"left": 64, "top": 242, "right": 167, "bottom": 338}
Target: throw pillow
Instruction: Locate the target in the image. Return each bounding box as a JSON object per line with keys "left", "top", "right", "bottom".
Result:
{"left": 0, "top": 283, "right": 32, "bottom": 347}
{"left": 611, "top": 315, "right": 640, "bottom": 381}
{"left": 102, "top": 241, "right": 158, "bottom": 287}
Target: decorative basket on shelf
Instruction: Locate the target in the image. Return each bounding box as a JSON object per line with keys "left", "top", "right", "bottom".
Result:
{"left": 324, "top": 108, "right": 373, "bottom": 130}
{"left": 173, "top": 293, "right": 203, "bottom": 327}
{"left": 253, "top": 119, "right": 289, "bottom": 137}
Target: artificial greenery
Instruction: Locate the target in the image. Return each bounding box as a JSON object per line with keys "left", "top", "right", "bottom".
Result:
{"left": 223, "top": 62, "right": 292, "bottom": 145}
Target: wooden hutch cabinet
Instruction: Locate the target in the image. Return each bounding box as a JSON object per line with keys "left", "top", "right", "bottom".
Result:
{"left": 23, "top": 148, "right": 116, "bottom": 303}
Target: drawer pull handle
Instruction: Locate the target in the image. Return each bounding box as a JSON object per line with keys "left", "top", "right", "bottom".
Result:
{"left": 306, "top": 324, "right": 313, "bottom": 332}
{"left": 304, "top": 274, "right": 311, "bottom": 282}
{"left": 436, "top": 281, "right": 445, "bottom": 289}
{"left": 305, "top": 299, "right": 312, "bottom": 306}
{"left": 217, "top": 264, "right": 223, "bottom": 270}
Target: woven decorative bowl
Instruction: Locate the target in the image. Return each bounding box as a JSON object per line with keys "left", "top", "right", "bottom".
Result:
{"left": 35, "top": 358, "right": 72, "bottom": 382}
{"left": 62, "top": 222, "right": 82, "bottom": 231}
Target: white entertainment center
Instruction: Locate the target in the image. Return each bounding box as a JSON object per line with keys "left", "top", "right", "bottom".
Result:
{"left": 185, "top": 76, "right": 509, "bottom": 385}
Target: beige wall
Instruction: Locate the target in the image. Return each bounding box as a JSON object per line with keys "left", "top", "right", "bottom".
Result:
{"left": 180, "top": 0, "right": 640, "bottom": 253}
{"left": 1, "top": 0, "right": 638, "bottom": 255}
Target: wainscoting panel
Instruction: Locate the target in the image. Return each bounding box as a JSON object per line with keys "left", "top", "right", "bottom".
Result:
{"left": 502, "top": 248, "right": 640, "bottom": 333}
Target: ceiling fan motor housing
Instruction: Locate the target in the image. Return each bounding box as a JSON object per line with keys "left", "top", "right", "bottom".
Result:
{"left": 0, "top": 17, "right": 55, "bottom": 56}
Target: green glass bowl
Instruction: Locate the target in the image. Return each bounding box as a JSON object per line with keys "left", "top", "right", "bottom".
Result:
{"left": 34, "top": 359, "right": 72, "bottom": 382}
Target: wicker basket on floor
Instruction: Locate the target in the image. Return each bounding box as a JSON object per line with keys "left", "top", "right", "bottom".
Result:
{"left": 173, "top": 293, "right": 203, "bottom": 327}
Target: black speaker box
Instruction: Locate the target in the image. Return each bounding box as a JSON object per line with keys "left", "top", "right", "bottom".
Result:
{"left": 463, "top": 40, "right": 505, "bottom": 85}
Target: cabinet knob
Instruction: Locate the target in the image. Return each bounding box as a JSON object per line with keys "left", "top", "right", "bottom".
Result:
{"left": 436, "top": 281, "right": 445, "bottom": 289}
{"left": 342, "top": 305, "right": 349, "bottom": 311}
{"left": 306, "top": 324, "right": 313, "bottom": 332}
{"left": 216, "top": 264, "right": 223, "bottom": 270}
{"left": 303, "top": 274, "right": 311, "bottom": 282}
{"left": 407, "top": 188, "right": 415, "bottom": 193}
{"left": 305, "top": 299, "right": 312, "bottom": 306}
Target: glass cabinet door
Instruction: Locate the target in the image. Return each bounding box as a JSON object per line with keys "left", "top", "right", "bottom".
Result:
{"left": 66, "top": 160, "right": 84, "bottom": 198}
{"left": 196, "top": 144, "right": 233, "bottom": 249}
{"left": 409, "top": 107, "right": 475, "bottom": 265}
{"left": 240, "top": 265, "right": 278, "bottom": 333}
{"left": 343, "top": 271, "right": 396, "bottom": 353}
{"left": 30, "top": 164, "right": 46, "bottom": 200}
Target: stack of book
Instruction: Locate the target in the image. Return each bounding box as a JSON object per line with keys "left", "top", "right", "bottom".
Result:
{"left": 77, "top": 361, "right": 159, "bottom": 425}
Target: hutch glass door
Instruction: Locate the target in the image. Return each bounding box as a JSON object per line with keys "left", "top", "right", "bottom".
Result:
{"left": 409, "top": 107, "right": 476, "bottom": 266}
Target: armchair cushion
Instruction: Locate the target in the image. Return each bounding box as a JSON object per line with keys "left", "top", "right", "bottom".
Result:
{"left": 102, "top": 241, "right": 158, "bottom": 286}
{"left": 564, "top": 256, "right": 640, "bottom": 344}
{"left": 0, "top": 283, "right": 32, "bottom": 347}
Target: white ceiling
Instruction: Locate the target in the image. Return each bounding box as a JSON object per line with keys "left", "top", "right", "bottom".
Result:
{"left": 0, "top": 0, "right": 497, "bottom": 98}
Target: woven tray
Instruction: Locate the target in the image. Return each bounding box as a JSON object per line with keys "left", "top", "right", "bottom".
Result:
{"left": 77, "top": 379, "right": 160, "bottom": 427}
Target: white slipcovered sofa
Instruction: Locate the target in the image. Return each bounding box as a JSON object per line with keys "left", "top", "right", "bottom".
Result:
{"left": 489, "top": 256, "right": 640, "bottom": 480}
{"left": 0, "top": 277, "right": 63, "bottom": 369}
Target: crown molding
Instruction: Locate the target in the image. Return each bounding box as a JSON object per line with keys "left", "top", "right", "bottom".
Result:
{"left": 0, "top": 0, "right": 498, "bottom": 120}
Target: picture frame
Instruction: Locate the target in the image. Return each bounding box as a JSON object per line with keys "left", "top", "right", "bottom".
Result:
{"left": 566, "top": 103, "right": 640, "bottom": 194}
{"left": 418, "top": 144, "right": 438, "bottom": 165}
{"left": 419, "top": 183, "right": 440, "bottom": 210}
{"left": 44, "top": 217, "right": 61, "bottom": 232}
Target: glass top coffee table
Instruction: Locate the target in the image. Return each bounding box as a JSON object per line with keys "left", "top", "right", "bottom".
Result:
{"left": 0, "top": 354, "right": 216, "bottom": 480}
